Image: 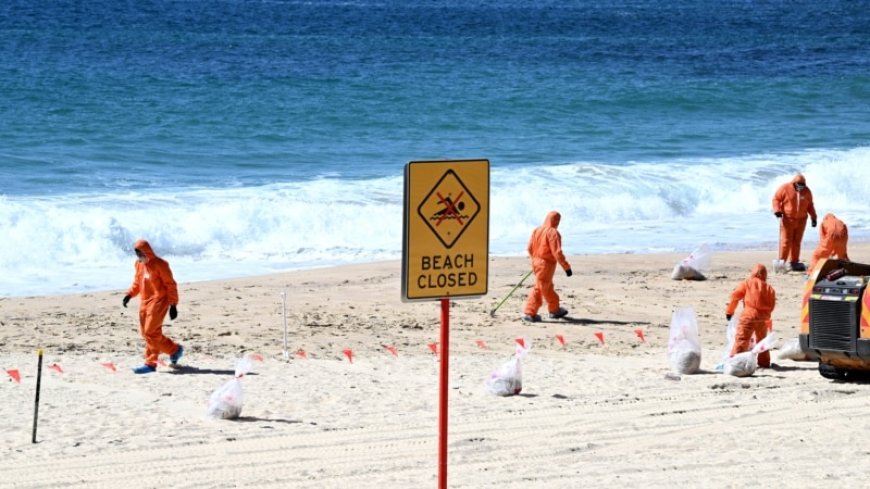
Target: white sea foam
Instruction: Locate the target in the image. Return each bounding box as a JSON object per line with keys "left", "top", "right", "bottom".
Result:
{"left": 2, "top": 147, "right": 869, "bottom": 297}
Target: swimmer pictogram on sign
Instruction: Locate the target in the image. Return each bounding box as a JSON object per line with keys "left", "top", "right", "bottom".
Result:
{"left": 417, "top": 170, "right": 480, "bottom": 249}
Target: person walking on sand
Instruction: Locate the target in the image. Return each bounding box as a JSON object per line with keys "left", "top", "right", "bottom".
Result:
{"left": 809, "top": 212, "right": 849, "bottom": 272}
{"left": 725, "top": 263, "right": 776, "bottom": 368}
{"left": 122, "top": 239, "right": 184, "bottom": 374}
{"left": 772, "top": 173, "right": 817, "bottom": 272}
{"left": 522, "top": 211, "right": 572, "bottom": 322}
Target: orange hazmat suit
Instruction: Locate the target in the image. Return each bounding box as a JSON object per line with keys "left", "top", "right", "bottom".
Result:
{"left": 524, "top": 211, "right": 572, "bottom": 317}
{"left": 126, "top": 239, "right": 181, "bottom": 367}
{"left": 809, "top": 213, "right": 849, "bottom": 272}
{"left": 726, "top": 264, "right": 776, "bottom": 368}
{"left": 771, "top": 174, "right": 817, "bottom": 264}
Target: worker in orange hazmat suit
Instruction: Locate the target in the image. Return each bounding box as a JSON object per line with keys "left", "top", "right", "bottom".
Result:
{"left": 809, "top": 213, "right": 849, "bottom": 272}
{"left": 523, "top": 211, "right": 572, "bottom": 322}
{"left": 772, "top": 173, "right": 817, "bottom": 271}
{"left": 122, "top": 239, "right": 184, "bottom": 374}
{"left": 725, "top": 263, "right": 776, "bottom": 368}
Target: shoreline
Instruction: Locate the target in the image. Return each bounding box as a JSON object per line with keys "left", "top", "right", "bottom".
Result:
{"left": 8, "top": 235, "right": 870, "bottom": 300}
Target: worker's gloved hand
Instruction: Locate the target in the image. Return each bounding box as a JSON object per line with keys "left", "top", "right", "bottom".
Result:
{"left": 565, "top": 268, "right": 573, "bottom": 277}
{"left": 726, "top": 314, "right": 733, "bottom": 321}
{"left": 169, "top": 305, "right": 178, "bottom": 320}
{"left": 122, "top": 295, "right": 130, "bottom": 308}
{"left": 774, "top": 212, "right": 783, "bottom": 218}
{"left": 812, "top": 220, "right": 817, "bottom": 227}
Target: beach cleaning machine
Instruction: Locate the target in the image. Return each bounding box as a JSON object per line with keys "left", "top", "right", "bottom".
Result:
{"left": 800, "top": 258, "right": 870, "bottom": 380}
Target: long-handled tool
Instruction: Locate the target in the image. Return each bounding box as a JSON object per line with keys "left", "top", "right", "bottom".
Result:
{"left": 489, "top": 270, "right": 533, "bottom": 317}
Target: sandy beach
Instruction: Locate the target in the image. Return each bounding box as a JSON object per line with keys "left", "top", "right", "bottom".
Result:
{"left": 3, "top": 245, "right": 870, "bottom": 488}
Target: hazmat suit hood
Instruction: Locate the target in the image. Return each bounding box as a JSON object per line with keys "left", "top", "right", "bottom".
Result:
{"left": 543, "top": 211, "right": 561, "bottom": 229}
{"left": 750, "top": 263, "right": 768, "bottom": 281}
{"left": 134, "top": 239, "right": 157, "bottom": 260}
{"left": 792, "top": 174, "right": 807, "bottom": 186}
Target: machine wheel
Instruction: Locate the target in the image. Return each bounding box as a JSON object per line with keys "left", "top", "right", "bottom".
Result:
{"left": 818, "top": 363, "right": 850, "bottom": 380}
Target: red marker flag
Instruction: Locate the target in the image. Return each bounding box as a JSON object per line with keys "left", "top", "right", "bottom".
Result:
{"left": 101, "top": 362, "right": 117, "bottom": 372}
{"left": 428, "top": 342, "right": 439, "bottom": 355}
{"left": 594, "top": 331, "right": 605, "bottom": 345}
{"left": 343, "top": 348, "right": 354, "bottom": 364}
{"left": 634, "top": 328, "right": 646, "bottom": 343}
{"left": 248, "top": 353, "right": 265, "bottom": 362}
{"left": 6, "top": 369, "right": 21, "bottom": 383}
{"left": 157, "top": 359, "right": 168, "bottom": 367}
{"left": 295, "top": 350, "right": 308, "bottom": 359}
{"left": 48, "top": 363, "right": 64, "bottom": 374}
{"left": 555, "top": 334, "right": 566, "bottom": 347}
{"left": 475, "top": 339, "right": 488, "bottom": 350}
{"left": 515, "top": 337, "right": 525, "bottom": 349}
{"left": 385, "top": 345, "right": 398, "bottom": 357}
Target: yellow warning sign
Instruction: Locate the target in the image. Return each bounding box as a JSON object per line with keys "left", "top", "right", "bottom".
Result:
{"left": 403, "top": 159, "right": 489, "bottom": 301}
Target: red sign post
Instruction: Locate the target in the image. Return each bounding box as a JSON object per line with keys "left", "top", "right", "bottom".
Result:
{"left": 438, "top": 298, "right": 450, "bottom": 486}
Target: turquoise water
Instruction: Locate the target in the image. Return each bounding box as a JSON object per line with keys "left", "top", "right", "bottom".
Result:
{"left": 1, "top": 0, "right": 869, "bottom": 296}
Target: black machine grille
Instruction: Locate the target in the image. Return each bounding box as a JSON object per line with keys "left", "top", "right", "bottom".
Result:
{"left": 809, "top": 299, "right": 858, "bottom": 352}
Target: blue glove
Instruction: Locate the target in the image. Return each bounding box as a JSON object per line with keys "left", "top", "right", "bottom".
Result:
{"left": 122, "top": 295, "right": 130, "bottom": 308}
{"left": 726, "top": 314, "right": 733, "bottom": 321}
{"left": 566, "top": 269, "right": 573, "bottom": 277}
{"left": 169, "top": 305, "right": 178, "bottom": 320}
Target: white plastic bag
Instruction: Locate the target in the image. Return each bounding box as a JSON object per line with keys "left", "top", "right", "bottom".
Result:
{"left": 723, "top": 333, "right": 777, "bottom": 377}
{"left": 667, "top": 306, "right": 702, "bottom": 374}
{"left": 671, "top": 243, "right": 711, "bottom": 280}
{"left": 714, "top": 314, "right": 740, "bottom": 371}
{"left": 207, "top": 356, "right": 253, "bottom": 419}
{"left": 485, "top": 338, "right": 532, "bottom": 396}
{"left": 776, "top": 337, "right": 809, "bottom": 362}
{"left": 771, "top": 258, "right": 787, "bottom": 274}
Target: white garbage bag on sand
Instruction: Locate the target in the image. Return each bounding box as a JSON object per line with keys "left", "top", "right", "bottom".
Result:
{"left": 671, "top": 243, "right": 712, "bottom": 280}
{"left": 485, "top": 338, "right": 532, "bottom": 396}
{"left": 668, "top": 306, "right": 702, "bottom": 375}
{"left": 723, "top": 334, "right": 777, "bottom": 377}
{"left": 776, "top": 337, "right": 809, "bottom": 362}
{"left": 207, "top": 356, "right": 253, "bottom": 419}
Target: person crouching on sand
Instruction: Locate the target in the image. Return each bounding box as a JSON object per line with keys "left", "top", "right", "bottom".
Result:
{"left": 122, "top": 239, "right": 184, "bottom": 374}
{"left": 725, "top": 264, "right": 776, "bottom": 368}
{"left": 522, "top": 211, "right": 572, "bottom": 322}
{"left": 809, "top": 212, "right": 849, "bottom": 272}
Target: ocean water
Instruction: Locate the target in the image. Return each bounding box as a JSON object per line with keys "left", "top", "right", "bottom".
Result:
{"left": 1, "top": 0, "right": 869, "bottom": 297}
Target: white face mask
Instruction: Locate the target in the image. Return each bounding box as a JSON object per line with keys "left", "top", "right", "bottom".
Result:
{"left": 795, "top": 184, "right": 806, "bottom": 191}
{"left": 136, "top": 253, "right": 147, "bottom": 263}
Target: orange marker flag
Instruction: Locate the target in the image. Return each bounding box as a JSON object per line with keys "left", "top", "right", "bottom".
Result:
{"left": 343, "top": 348, "right": 354, "bottom": 364}
{"left": 385, "top": 345, "right": 398, "bottom": 357}
{"left": 475, "top": 339, "right": 488, "bottom": 350}
{"left": 157, "top": 359, "right": 168, "bottom": 367}
{"left": 100, "top": 362, "right": 117, "bottom": 372}
{"left": 48, "top": 363, "right": 64, "bottom": 374}
{"left": 515, "top": 337, "right": 525, "bottom": 349}
{"left": 634, "top": 328, "right": 646, "bottom": 343}
{"left": 428, "top": 342, "right": 439, "bottom": 355}
{"left": 295, "top": 350, "right": 308, "bottom": 359}
{"left": 248, "top": 353, "right": 265, "bottom": 362}
{"left": 555, "top": 334, "right": 566, "bottom": 347}
{"left": 6, "top": 369, "right": 21, "bottom": 383}
{"left": 594, "top": 331, "right": 605, "bottom": 345}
